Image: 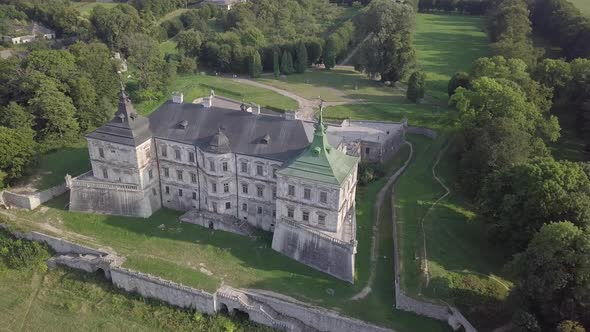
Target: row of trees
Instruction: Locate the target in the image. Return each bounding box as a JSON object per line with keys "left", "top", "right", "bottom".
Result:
{"left": 418, "top": 0, "right": 490, "bottom": 15}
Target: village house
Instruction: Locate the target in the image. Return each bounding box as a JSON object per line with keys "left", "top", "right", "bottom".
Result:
{"left": 2, "top": 21, "right": 55, "bottom": 45}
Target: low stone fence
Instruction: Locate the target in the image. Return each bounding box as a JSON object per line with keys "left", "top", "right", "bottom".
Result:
{"left": 407, "top": 126, "right": 438, "bottom": 139}
{"left": 1, "top": 182, "right": 68, "bottom": 210}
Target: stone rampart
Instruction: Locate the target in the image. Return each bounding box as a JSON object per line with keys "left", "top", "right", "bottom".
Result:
{"left": 6, "top": 227, "right": 109, "bottom": 257}
{"left": 110, "top": 267, "right": 217, "bottom": 314}
{"left": 406, "top": 126, "right": 438, "bottom": 139}
{"left": 1, "top": 183, "right": 68, "bottom": 210}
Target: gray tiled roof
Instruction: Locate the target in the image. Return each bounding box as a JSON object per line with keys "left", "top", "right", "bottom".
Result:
{"left": 149, "top": 101, "right": 311, "bottom": 161}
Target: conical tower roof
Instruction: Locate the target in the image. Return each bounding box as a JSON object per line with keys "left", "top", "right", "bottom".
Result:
{"left": 277, "top": 106, "right": 358, "bottom": 185}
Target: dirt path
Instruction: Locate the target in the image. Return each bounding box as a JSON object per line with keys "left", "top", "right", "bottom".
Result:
{"left": 19, "top": 272, "right": 44, "bottom": 332}
{"left": 420, "top": 143, "right": 451, "bottom": 287}
{"left": 350, "top": 142, "right": 414, "bottom": 301}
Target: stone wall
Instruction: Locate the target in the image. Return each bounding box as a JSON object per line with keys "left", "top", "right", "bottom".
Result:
{"left": 271, "top": 219, "right": 355, "bottom": 283}
{"left": 1, "top": 183, "right": 68, "bottom": 210}
{"left": 407, "top": 126, "right": 438, "bottom": 139}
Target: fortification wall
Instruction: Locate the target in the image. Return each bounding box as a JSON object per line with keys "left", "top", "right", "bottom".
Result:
{"left": 271, "top": 221, "right": 355, "bottom": 283}
{"left": 110, "top": 267, "right": 216, "bottom": 314}
{"left": 1, "top": 183, "right": 68, "bottom": 210}
{"left": 69, "top": 185, "right": 158, "bottom": 218}
{"left": 6, "top": 228, "right": 109, "bottom": 256}
{"left": 407, "top": 126, "right": 438, "bottom": 139}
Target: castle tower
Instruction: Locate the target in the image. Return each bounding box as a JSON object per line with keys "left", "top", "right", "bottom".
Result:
{"left": 68, "top": 91, "right": 162, "bottom": 218}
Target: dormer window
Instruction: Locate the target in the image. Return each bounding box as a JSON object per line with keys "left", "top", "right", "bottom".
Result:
{"left": 262, "top": 134, "right": 271, "bottom": 144}
{"left": 179, "top": 120, "right": 188, "bottom": 129}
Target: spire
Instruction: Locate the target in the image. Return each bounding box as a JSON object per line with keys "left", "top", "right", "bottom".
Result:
{"left": 116, "top": 88, "right": 137, "bottom": 123}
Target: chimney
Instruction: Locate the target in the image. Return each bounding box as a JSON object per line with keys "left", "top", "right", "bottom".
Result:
{"left": 256, "top": 104, "right": 261, "bottom": 115}
{"left": 284, "top": 111, "right": 297, "bottom": 120}
{"left": 172, "top": 92, "right": 184, "bottom": 104}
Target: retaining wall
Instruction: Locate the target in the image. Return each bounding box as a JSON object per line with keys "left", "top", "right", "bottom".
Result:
{"left": 1, "top": 183, "right": 68, "bottom": 210}
{"left": 407, "top": 126, "right": 438, "bottom": 139}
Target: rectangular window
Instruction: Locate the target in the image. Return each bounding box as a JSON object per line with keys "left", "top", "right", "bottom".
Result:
{"left": 257, "top": 206, "right": 263, "bottom": 215}
{"left": 189, "top": 152, "right": 195, "bottom": 163}
{"left": 242, "top": 203, "right": 248, "bottom": 212}
{"left": 164, "top": 167, "right": 170, "bottom": 178}
{"left": 176, "top": 170, "right": 183, "bottom": 181}
{"left": 212, "top": 202, "right": 217, "bottom": 213}
{"left": 148, "top": 169, "right": 153, "bottom": 180}
{"left": 222, "top": 161, "right": 228, "bottom": 172}
{"left": 209, "top": 160, "right": 216, "bottom": 171}
{"left": 161, "top": 145, "right": 167, "bottom": 157}
{"left": 304, "top": 188, "right": 311, "bottom": 200}
{"left": 152, "top": 188, "right": 157, "bottom": 196}
{"left": 257, "top": 186, "right": 264, "bottom": 198}
{"left": 175, "top": 149, "right": 181, "bottom": 160}
{"left": 272, "top": 168, "right": 277, "bottom": 179}
{"left": 223, "top": 183, "right": 229, "bottom": 193}
{"left": 179, "top": 189, "right": 183, "bottom": 197}
{"left": 190, "top": 172, "right": 197, "bottom": 184}
{"left": 302, "top": 211, "right": 309, "bottom": 222}
{"left": 272, "top": 209, "right": 276, "bottom": 217}
{"left": 365, "top": 147, "right": 370, "bottom": 155}
{"left": 320, "top": 191, "right": 328, "bottom": 203}
{"left": 272, "top": 187, "right": 276, "bottom": 199}
{"left": 192, "top": 192, "right": 197, "bottom": 200}
{"left": 241, "top": 162, "right": 248, "bottom": 173}
{"left": 256, "top": 164, "right": 263, "bottom": 176}
{"left": 165, "top": 186, "right": 170, "bottom": 195}
{"left": 102, "top": 168, "right": 108, "bottom": 179}
{"left": 225, "top": 202, "right": 231, "bottom": 210}
{"left": 288, "top": 185, "right": 295, "bottom": 196}
{"left": 212, "top": 183, "right": 217, "bottom": 193}
{"left": 242, "top": 183, "right": 248, "bottom": 194}
{"left": 318, "top": 214, "right": 326, "bottom": 225}
{"left": 98, "top": 147, "right": 104, "bottom": 158}
{"left": 287, "top": 208, "right": 294, "bottom": 218}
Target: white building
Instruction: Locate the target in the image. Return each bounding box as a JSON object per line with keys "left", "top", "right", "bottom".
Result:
{"left": 2, "top": 22, "right": 55, "bottom": 45}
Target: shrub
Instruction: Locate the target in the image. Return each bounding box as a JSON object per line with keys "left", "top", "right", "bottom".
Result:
{"left": 0, "top": 230, "right": 51, "bottom": 272}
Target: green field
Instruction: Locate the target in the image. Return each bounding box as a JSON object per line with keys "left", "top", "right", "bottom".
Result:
{"left": 70, "top": 1, "right": 122, "bottom": 16}
{"left": 414, "top": 13, "right": 489, "bottom": 100}
{"left": 569, "top": 0, "right": 590, "bottom": 15}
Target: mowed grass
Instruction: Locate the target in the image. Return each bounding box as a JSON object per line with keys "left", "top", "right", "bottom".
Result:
{"left": 414, "top": 13, "right": 489, "bottom": 100}
{"left": 569, "top": 0, "right": 590, "bottom": 15}
{"left": 0, "top": 266, "right": 271, "bottom": 331}
{"left": 9, "top": 149, "right": 449, "bottom": 332}
{"left": 395, "top": 134, "right": 512, "bottom": 329}
{"left": 134, "top": 74, "right": 299, "bottom": 115}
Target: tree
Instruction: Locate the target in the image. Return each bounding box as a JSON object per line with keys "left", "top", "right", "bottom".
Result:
{"left": 0, "top": 102, "right": 33, "bottom": 133}
{"left": 305, "top": 38, "right": 322, "bottom": 65}
{"left": 512, "top": 311, "right": 541, "bottom": 332}
{"left": 557, "top": 321, "right": 586, "bottom": 332}
{"left": 533, "top": 59, "right": 573, "bottom": 96}
{"left": 512, "top": 222, "right": 590, "bottom": 327}
{"left": 176, "top": 30, "right": 203, "bottom": 58}
{"left": 178, "top": 56, "right": 197, "bottom": 74}
{"left": 324, "top": 37, "right": 337, "bottom": 70}
{"left": 280, "top": 50, "right": 294, "bottom": 75}
{"left": 69, "top": 42, "right": 119, "bottom": 106}
{"left": 295, "top": 41, "right": 308, "bottom": 74}
{"left": 272, "top": 49, "right": 280, "bottom": 77}
{"left": 407, "top": 71, "right": 426, "bottom": 102}
{"left": 479, "top": 159, "right": 590, "bottom": 252}
{"left": 0, "top": 127, "right": 35, "bottom": 188}
{"left": 248, "top": 50, "right": 262, "bottom": 78}
{"left": 123, "top": 33, "right": 164, "bottom": 90}
{"left": 448, "top": 72, "right": 471, "bottom": 96}
{"left": 355, "top": 0, "right": 416, "bottom": 82}
{"left": 90, "top": 5, "right": 142, "bottom": 49}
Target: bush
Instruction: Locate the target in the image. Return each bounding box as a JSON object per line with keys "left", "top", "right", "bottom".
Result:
{"left": 358, "top": 162, "right": 385, "bottom": 185}
{"left": 407, "top": 71, "right": 426, "bottom": 102}
{"left": 0, "top": 230, "right": 51, "bottom": 272}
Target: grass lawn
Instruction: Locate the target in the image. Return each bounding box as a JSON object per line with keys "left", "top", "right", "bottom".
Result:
{"left": 414, "top": 13, "right": 489, "bottom": 100}
{"left": 17, "top": 140, "right": 90, "bottom": 191}
{"left": 0, "top": 265, "right": 270, "bottom": 331}
{"left": 159, "top": 39, "right": 179, "bottom": 57}
{"left": 569, "top": 0, "right": 590, "bottom": 15}
{"left": 70, "top": 1, "right": 122, "bottom": 16}
{"left": 8, "top": 148, "right": 449, "bottom": 332}
{"left": 134, "top": 74, "right": 299, "bottom": 115}
{"left": 551, "top": 106, "right": 588, "bottom": 162}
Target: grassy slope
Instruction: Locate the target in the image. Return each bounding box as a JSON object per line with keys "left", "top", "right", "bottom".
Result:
{"left": 0, "top": 266, "right": 270, "bottom": 331}
{"left": 569, "top": 0, "right": 590, "bottom": 15}
{"left": 414, "top": 13, "right": 489, "bottom": 100}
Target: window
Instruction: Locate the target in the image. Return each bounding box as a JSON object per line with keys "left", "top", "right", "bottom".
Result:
{"left": 257, "top": 206, "right": 263, "bottom": 215}
{"left": 272, "top": 168, "right": 277, "bottom": 179}
{"left": 212, "top": 202, "right": 217, "bottom": 213}
{"left": 365, "top": 147, "right": 370, "bottom": 155}
{"left": 175, "top": 149, "right": 181, "bottom": 160}
{"left": 257, "top": 186, "right": 264, "bottom": 198}
{"left": 152, "top": 188, "right": 157, "bottom": 196}
{"left": 287, "top": 208, "right": 294, "bottom": 218}
{"left": 241, "top": 162, "right": 248, "bottom": 173}
{"left": 148, "top": 169, "right": 153, "bottom": 180}
{"left": 179, "top": 189, "right": 183, "bottom": 197}
{"left": 211, "top": 183, "right": 217, "bottom": 193}
{"left": 190, "top": 172, "right": 197, "bottom": 184}
{"left": 302, "top": 211, "right": 309, "bottom": 222}
{"left": 209, "top": 160, "right": 216, "bottom": 171}
{"left": 242, "top": 203, "right": 248, "bottom": 212}
{"left": 98, "top": 147, "right": 104, "bottom": 158}
{"left": 164, "top": 167, "right": 170, "bottom": 178}
{"left": 189, "top": 152, "right": 195, "bottom": 163}
{"left": 176, "top": 170, "right": 183, "bottom": 181}
{"left": 222, "top": 161, "right": 228, "bottom": 172}
{"left": 318, "top": 214, "right": 326, "bottom": 226}
{"left": 192, "top": 192, "right": 197, "bottom": 200}
{"left": 223, "top": 183, "right": 229, "bottom": 193}
{"left": 320, "top": 191, "right": 328, "bottom": 203}
{"left": 165, "top": 186, "right": 170, "bottom": 195}
{"left": 304, "top": 188, "right": 311, "bottom": 200}
{"left": 161, "top": 145, "right": 167, "bottom": 157}
{"left": 272, "top": 209, "right": 276, "bottom": 217}
{"left": 102, "top": 168, "right": 108, "bottom": 179}
{"left": 288, "top": 185, "right": 295, "bottom": 196}
{"left": 225, "top": 202, "right": 231, "bottom": 210}
{"left": 242, "top": 183, "right": 248, "bottom": 194}
{"left": 272, "top": 187, "right": 277, "bottom": 199}
{"left": 256, "top": 164, "right": 264, "bottom": 176}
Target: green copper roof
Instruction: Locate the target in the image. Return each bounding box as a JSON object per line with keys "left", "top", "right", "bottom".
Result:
{"left": 277, "top": 108, "right": 358, "bottom": 185}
